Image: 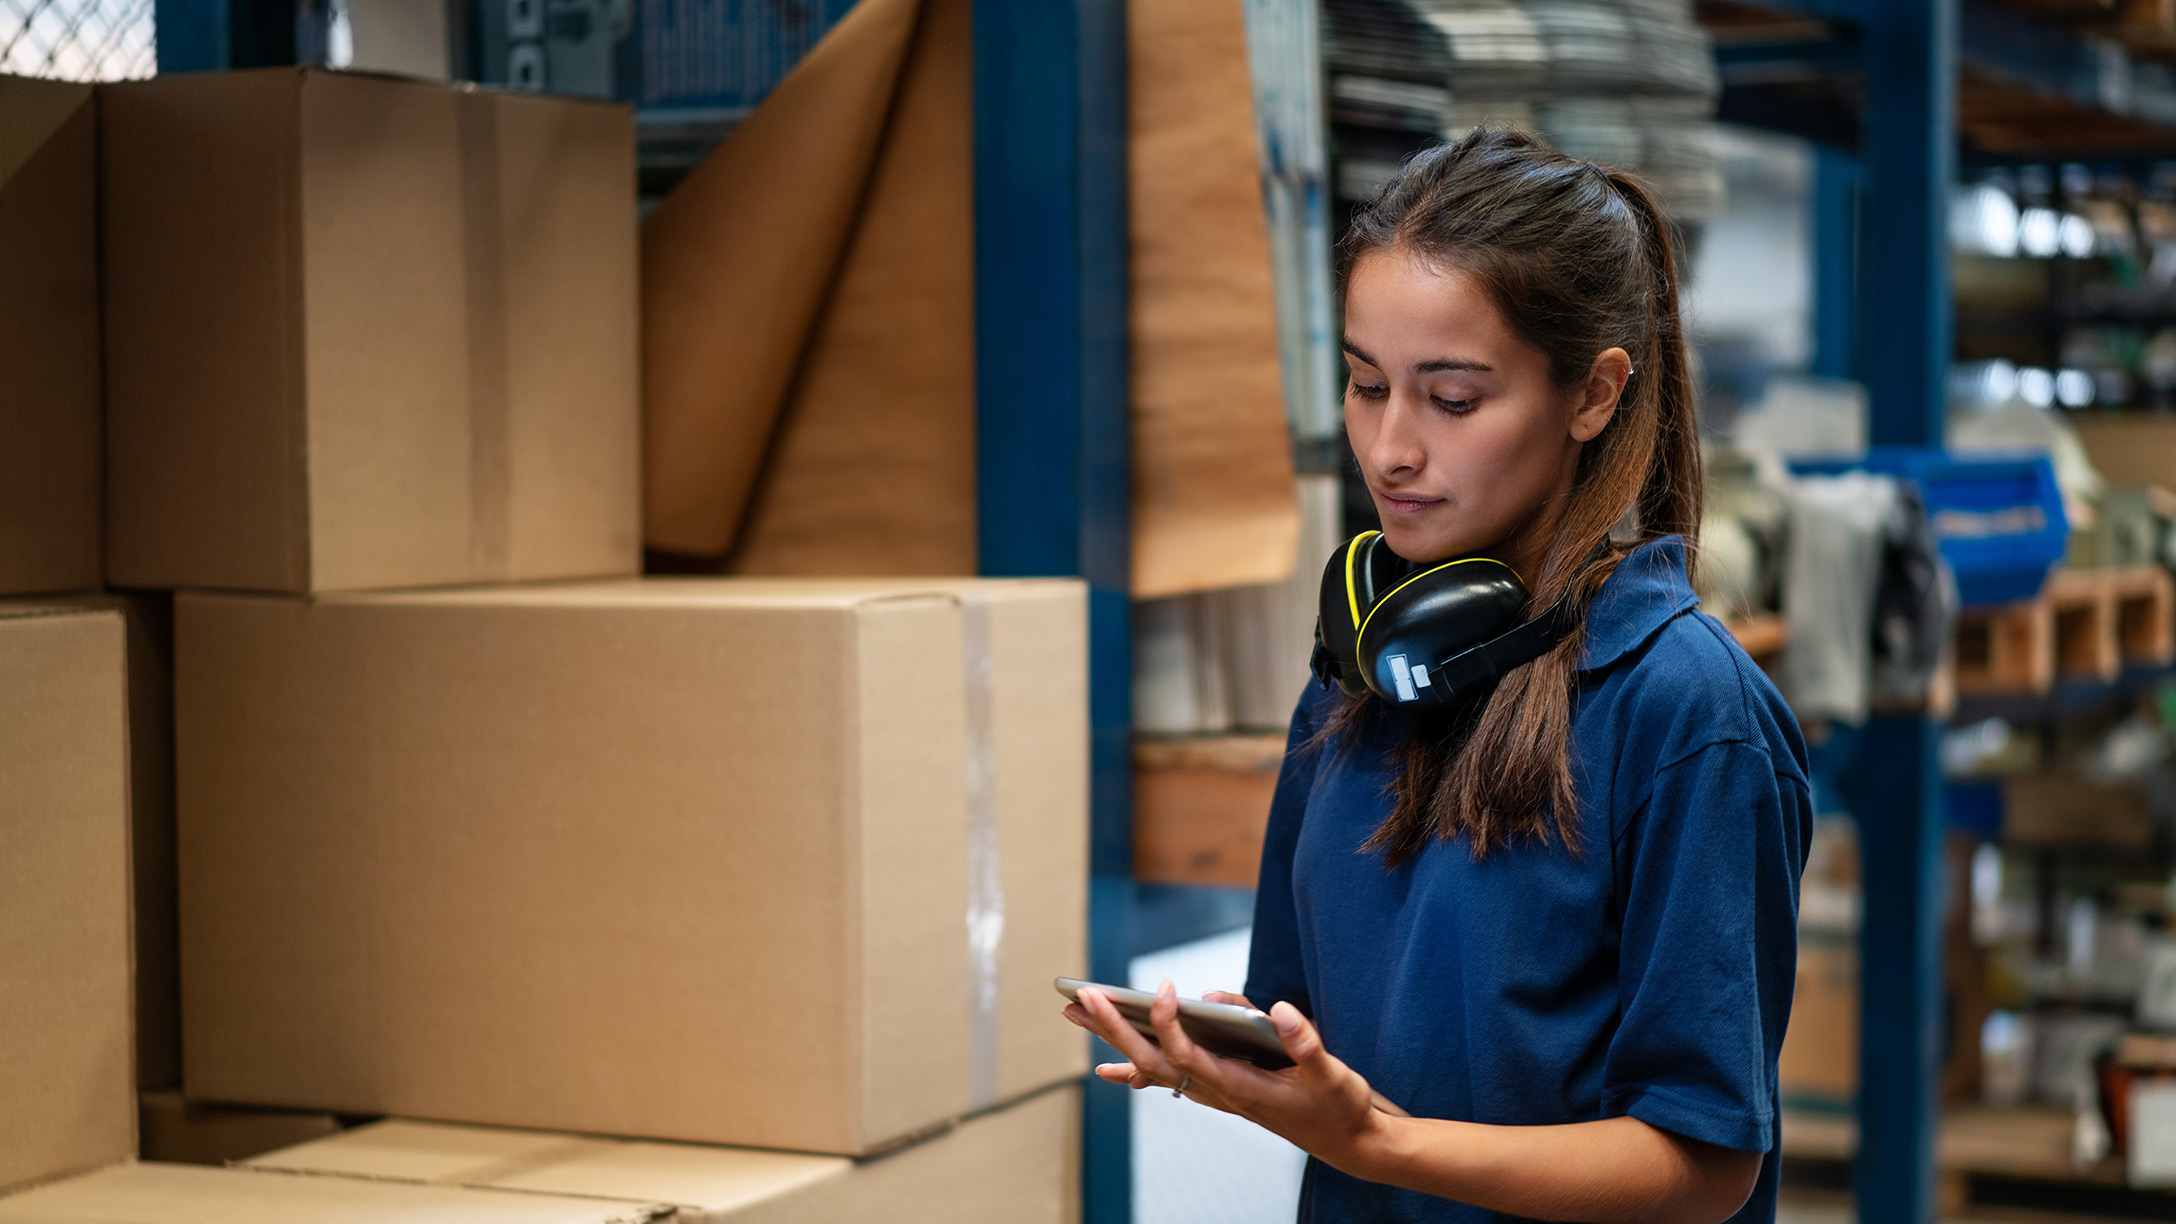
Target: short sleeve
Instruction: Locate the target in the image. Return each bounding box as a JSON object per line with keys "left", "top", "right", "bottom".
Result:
{"left": 1242, "top": 682, "right": 1327, "bottom": 1018}
{"left": 1601, "top": 739, "right": 1811, "bottom": 1153}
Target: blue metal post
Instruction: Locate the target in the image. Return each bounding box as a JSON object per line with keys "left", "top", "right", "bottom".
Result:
{"left": 971, "top": 4, "right": 1132, "bottom": 1222}
{"left": 1851, "top": 3, "right": 1954, "bottom": 1221}
{"left": 1811, "top": 148, "right": 1858, "bottom": 381}
{"left": 154, "top": 0, "right": 303, "bottom": 71}
{"left": 1858, "top": 3, "right": 1955, "bottom": 448}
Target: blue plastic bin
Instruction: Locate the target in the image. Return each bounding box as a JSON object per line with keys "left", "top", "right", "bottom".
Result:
{"left": 1787, "top": 449, "right": 2069, "bottom": 609}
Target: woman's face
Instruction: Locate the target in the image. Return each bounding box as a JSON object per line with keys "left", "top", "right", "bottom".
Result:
{"left": 1341, "top": 247, "right": 1623, "bottom": 573}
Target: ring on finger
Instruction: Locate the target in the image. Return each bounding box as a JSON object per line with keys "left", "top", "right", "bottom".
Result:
{"left": 1172, "top": 1073, "right": 1191, "bottom": 1100}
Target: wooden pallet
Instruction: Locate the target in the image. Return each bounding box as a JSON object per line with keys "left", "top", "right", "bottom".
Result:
{"left": 1132, "top": 733, "right": 1286, "bottom": 888}
{"left": 2108, "top": 564, "right": 2176, "bottom": 666}
{"left": 1954, "top": 567, "right": 2174, "bottom": 696}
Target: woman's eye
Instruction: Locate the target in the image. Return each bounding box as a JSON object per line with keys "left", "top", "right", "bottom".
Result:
{"left": 1432, "top": 396, "right": 1476, "bottom": 415}
{"left": 1348, "top": 381, "right": 1389, "bottom": 401}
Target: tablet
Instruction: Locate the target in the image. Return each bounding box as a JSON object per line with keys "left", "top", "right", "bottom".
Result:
{"left": 1055, "top": 977, "right": 1295, "bottom": 1070}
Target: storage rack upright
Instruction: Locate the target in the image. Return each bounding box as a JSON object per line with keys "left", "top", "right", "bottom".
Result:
{"left": 1708, "top": 1, "right": 2176, "bottom": 1219}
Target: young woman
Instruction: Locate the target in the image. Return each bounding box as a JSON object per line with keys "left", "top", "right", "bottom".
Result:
{"left": 1064, "top": 128, "right": 1814, "bottom": 1223}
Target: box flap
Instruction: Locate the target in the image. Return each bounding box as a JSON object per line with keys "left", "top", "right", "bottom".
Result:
{"left": 488, "top": 1144, "right": 848, "bottom": 1214}
{"left": 248, "top": 1120, "right": 606, "bottom": 1184}
{"left": 0, "top": 1162, "right": 665, "bottom": 1222}
{"left": 250, "top": 1120, "right": 851, "bottom": 1213}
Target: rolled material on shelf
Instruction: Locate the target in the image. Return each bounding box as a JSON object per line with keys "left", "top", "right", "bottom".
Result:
{"left": 641, "top": 0, "right": 1299, "bottom": 597}
{"left": 640, "top": 0, "right": 923, "bottom": 558}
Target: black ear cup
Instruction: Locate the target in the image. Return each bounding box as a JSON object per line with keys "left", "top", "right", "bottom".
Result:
{"left": 1315, "top": 532, "right": 1403, "bottom": 697}
{"left": 1354, "top": 559, "right": 1528, "bottom": 703}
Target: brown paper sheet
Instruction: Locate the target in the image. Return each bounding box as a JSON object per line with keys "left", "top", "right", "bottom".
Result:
{"left": 1125, "top": 0, "right": 1299, "bottom": 595}
{"left": 730, "top": 0, "right": 977, "bottom": 577}
{"left": 640, "top": 0, "right": 925, "bottom": 556}
{"left": 643, "top": 0, "right": 1296, "bottom": 596}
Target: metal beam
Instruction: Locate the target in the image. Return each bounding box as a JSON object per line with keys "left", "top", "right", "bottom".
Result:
{"left": 971, "top": 3, "right": 1132, "bottom": 1221}
{"left": 1858, "top": 3, "right": 1955, "bottom": 448}
{"left": 1850, "top": 4, "right": 1953, "bottom": 1222}
{"left": 1810, "top": 148, "right": 1858, "bottom": 380}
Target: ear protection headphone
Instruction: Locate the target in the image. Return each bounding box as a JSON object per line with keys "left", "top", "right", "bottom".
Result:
{"left": 1310, "top": 531, "right": 1586, "bottom": 707}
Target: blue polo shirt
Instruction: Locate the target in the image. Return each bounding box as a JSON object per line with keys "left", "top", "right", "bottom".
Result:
{"left": 1246, "top": 534, "right": 1813, "bottom": 1223}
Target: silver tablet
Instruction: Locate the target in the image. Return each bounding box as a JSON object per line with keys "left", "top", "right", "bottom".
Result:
{"left": 1055, "top": 976, "right": 1295, "bottom": 1070}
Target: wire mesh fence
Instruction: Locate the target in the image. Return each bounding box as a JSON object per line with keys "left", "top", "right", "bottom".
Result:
{"left": 3, "top": 0, "right": 154, "bottom": 81}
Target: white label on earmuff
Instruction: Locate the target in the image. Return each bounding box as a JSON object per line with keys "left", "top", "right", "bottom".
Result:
{"left": 1410, "top": 662, "right": 1431, "bottom": 689}
{"left": 1389, "top": 654, "right": 1417, "bottom": 702}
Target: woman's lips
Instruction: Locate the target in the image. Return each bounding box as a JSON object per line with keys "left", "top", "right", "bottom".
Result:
{"left": 1378, "top": 491, "right": 1445, "bottom": 515}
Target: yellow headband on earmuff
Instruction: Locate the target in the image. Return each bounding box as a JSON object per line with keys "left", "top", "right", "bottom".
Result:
{"left": 1343, "top": 530, "right": 1380, "bottom": 630}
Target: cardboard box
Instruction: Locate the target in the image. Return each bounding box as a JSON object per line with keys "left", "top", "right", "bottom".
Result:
{"left": 1779, "top": 937, "right": 1858, "bottom": 1109}
{"left": 0, "top": 76, "right": 101, "bottom": 596}
{"left": 245, "top": 1083, "right": 1081, "bottom": 1222}
{"left": 0, "top": 608, "right": 133, "bottom": 1192}
{"left": 100, "top": 68, "right": 640, "bottom": 593}
{"left": 138, "top": 1092, "right": 342, "bottom": 1168}
{"left": 0, "top": 1162, "right": 661, "bottom": 1222}
{"left": 178, "top": 578, "right": 1086, "bottom": 1153}
{"left": 16, "top": 596, "right": 179, "bottom": 1087}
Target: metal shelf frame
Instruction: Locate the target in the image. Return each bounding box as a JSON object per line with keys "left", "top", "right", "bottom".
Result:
{"left": 970, "top": 4, "right": 1135, "bottom": 1221}
{"left": 1737, "top": 3, "right": 1961, "bottom": 1220}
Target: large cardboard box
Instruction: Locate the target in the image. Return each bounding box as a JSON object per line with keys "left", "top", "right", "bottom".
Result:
{"left": 0, "top": 76, "right": 101, "bottom": 596}
{"left": 0, "top": 1162, "right": 658, "bottom": 1222}
{"left": 245, "top": 1084, "right": 1082, "bottom": 1222}
{"left": 178, "top": 579, "right": 1086, "bottom": 1153}
{"left": 0, "top": 608, "right": 133, "bottom": 1192}
{"left": 100, "top": 68, "right": 640, "bottom": 593}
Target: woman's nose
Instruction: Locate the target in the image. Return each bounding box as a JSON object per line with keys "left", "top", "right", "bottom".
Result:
{"left": 1368, "top": 396, "right": 1426, "bottom": 480}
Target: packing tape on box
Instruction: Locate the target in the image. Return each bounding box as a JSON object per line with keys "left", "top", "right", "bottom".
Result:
{"left": 458, "top": 95, "right": 513, "bottom": 577}
{"left": 963, "top": 599, "right": 1004, "bottom": 1110}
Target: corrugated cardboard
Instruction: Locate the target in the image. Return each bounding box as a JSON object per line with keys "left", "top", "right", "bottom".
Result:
{"left": 138, "top": 1092, "right": 342, "bottom": 1168}
{"left": 0, "top": 1162, "right": 663, "bottom": 1222}
{"left": 0, "top": 76, "right": 100, "bottom": 596}
{"left": 100, "top": 68, "right": 639, "bottom": 593}
{"left": 245, "top": 1084, "right": 1081, "bottom": 1222}
{"left": 0, "top": 608, "right": 133, "bottom": 1192}
{"left": 32, "top": 595, "right": 179, "bottom": 1089}
{"left": 178, "top": 579, "right": 1085, "bottom": 1153}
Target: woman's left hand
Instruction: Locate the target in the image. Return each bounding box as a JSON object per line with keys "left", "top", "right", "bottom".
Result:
{"left": 1061, "top": 982, "right": 1389, "bottom": 1175}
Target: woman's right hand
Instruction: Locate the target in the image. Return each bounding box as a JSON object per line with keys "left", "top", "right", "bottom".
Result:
{"left": 1202, "top": 991, "right": 1410, "bottom": 1119}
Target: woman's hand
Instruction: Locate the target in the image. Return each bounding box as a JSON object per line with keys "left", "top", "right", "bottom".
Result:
{"left": 1060, "top": 981, "right": 1392, "bottom": 1175}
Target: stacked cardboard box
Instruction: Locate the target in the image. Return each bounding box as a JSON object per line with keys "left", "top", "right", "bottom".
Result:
{"left": 176, "top": 577, "right": 1087, "bottom": 1152}
{"left": 0, "top": 608, "right": 134, "bottom": 1194}
{"left": 0, "top": 78, "right": 100, "bottom": 597}
{"left": 0, "top": 1084, "right": 1077, "bottom": 1223}
{"left": 3, "top": 62, "right": 1086, "bottom": 1220}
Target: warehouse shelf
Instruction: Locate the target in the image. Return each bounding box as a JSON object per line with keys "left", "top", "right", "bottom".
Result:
{"left": 1703, "top": 0, "right": 2176, "bottom": 158}
{"left": 1126, "top": 618, "right": 1790, "bottom": 893}
{"left": 1781, "top": 1103, "right": 2176, "bottom": 1215}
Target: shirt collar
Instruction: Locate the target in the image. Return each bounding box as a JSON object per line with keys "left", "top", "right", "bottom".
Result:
{"left": 1577, "top": 534, "right": 1699, "bottom": 673}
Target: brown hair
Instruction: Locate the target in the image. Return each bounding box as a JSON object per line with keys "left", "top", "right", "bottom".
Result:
{"left": 1328, "top": 126, "right": 1702, "bottom": 865}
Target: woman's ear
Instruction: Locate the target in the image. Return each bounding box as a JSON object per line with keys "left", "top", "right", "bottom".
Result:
{"left": 1569, "top": 347, "right": 1633, "bottom": 443}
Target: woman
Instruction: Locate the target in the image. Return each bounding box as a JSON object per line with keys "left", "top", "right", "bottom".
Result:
{"left": 1065, "top": 128, "right": 1813, "bottom": 1223}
